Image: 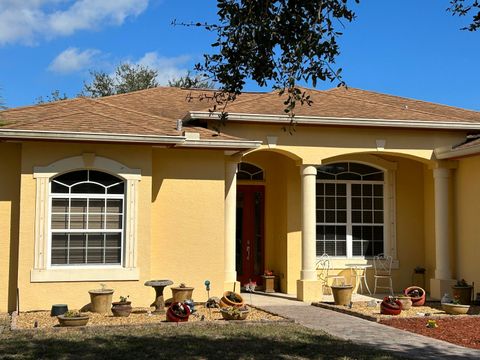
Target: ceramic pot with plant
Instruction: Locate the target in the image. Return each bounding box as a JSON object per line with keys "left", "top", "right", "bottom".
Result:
{"left": 452, "top": 279, "right": 473, "bottom": 305}
{"left": 220, "top": 291, "right": 244, "bottom": 308}
{"left": 395, "top": 295, "right": 412, "bottom": 310}
{"left": 89, "top": 283, "right": 114, "bottom": 314}
{"left": 111, "top": 295, "right": 132, "bottom": 317}
{"left": 57, "top": 310, "right": 89, "bottom": 327}
{"left": 171, "top": 283, "right": 195, "bottom": 303}
{"left": 166, "top": 302, "right": 191, "bottom": 322}
{"left": 220, "top": 306, "right": 250, "bottom": 320}
{"left": 404, "top": 286, "right": 425, "bottom": 306}
{"left": 380, "top": 296, "right": 402, "bottom": 315}
{"left": 442, "top": 302, "right": 470, "bottom": 315}
{"left": 330, "top": 284, "right": 353, "bottom": 306}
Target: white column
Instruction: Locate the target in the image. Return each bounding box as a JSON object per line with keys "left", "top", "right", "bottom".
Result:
{"left": 433, "top": 167, "right": 452, "bottom": 280}
{"left": 300, "top": 165, "right": 318, "bottom": 280}
{"left": 224, "top": 159, "right": 238, "bottom": 284}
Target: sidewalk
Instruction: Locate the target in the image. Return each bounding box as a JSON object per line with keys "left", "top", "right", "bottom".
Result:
{"left": 250, "top": 293, "right": 480, "bottom": 360}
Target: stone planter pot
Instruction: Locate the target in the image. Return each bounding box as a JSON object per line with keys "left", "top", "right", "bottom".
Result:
{"left": 396, "top": 296, "right": 412, "bottom": 310}
{"left": 442, "top": 303, "right": 470, "bottom": 315}
{"left": 220, "top": 291, "right": 244, "bottom": 308}
{"left": 57, "top": 314, "right": 89, "bottom": 327}
{"left": 171, "top": 286, "right": 194, "bottom": 303}
{"left": 220, "top": 307, "right": 250, "bottom": 320}
{"left": 330, "top": 285, "right": 353, "bottom": 306}
{"left": 111, "top": 301, "right": 132, "bottom": 317}
{"left": 404, "top": 286, "right": 425, "bottom": 306}
{"left": 451, "top": 286, "right": 473, "bottom": 305}
{"left": 89, "top": 289, "right": 114, "bottom": 314}
{"left": 166, "top": 302, "right": 191, "bottom": 322}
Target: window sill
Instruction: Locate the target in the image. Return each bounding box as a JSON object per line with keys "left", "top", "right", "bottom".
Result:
{"left": 30, "top": 267, "right": 140, "bottom": 282}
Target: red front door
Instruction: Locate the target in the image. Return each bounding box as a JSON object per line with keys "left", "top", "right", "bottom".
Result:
{"left": 236, "top": 185, "right": 265, "bottom": 286}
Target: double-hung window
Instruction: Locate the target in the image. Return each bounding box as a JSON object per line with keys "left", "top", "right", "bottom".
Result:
{"left": 50, "top": 170, "right": 124, "bottom": 266}
{"left": 316, "top": 162, "right": 384, "bottom": 258}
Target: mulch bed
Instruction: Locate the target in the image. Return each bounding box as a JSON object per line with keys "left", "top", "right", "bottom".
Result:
{"left": 380, "top": 317, "right": 480, "bottom": 350}
{"left": 12, "top": 305, "right": 285, "bottom": 330}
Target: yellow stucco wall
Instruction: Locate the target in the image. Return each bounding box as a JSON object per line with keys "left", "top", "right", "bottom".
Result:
{"left": 151, "top": 148, "right": 226, "bottom": 300}
{"left": 455, "top": 155, "right": 480, "bottom": 288}
{"left": 16, "top": 142, "right": 153, "bottom": 311}
{"left": 0, "top": 143, "right": 21, "bottom": 312}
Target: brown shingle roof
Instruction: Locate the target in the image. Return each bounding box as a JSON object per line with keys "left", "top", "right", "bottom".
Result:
{"left": 204, "top": 86, "right": 480, "bottom": 123}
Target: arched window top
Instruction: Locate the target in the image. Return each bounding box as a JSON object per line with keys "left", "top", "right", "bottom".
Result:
{"left": 51, "top": 170, "right": 124, "bottom": 194}
{"left": 238, "top": 162, "right": 264, "bottom": 181}
{"left": 317, "top": 162, "right": 384, "bottom": 181}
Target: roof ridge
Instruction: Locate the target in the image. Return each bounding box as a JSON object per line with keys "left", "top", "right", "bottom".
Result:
{"left": 323, "top": 87, "right": 474, "bottom": 121}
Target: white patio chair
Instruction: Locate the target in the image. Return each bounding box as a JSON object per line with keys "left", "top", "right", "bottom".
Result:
{"left": 316, "top": 253, "right": 346, "bottom": 294}
{"left": 373, "top": 253, "right": 393, "bottom": 295}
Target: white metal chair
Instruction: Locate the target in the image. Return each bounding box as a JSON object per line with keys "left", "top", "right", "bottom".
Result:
{"left": 316, "top": 253, "right": 346, "bottom": 294}
{"left": 373, "top": 253, "right": 393, "bottom": 295}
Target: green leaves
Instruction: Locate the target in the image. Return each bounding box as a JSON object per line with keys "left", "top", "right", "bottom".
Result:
{"left": 196, "top": 0, "right": 357, "bottom": 117}
{"left": 449, "top": 0, "right": 480, "bottom": 31}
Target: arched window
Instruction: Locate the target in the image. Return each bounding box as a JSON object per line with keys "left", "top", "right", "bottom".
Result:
{"left": 316, "top": 162, "right": 384, "bottom": 258}
{"left": 237, "top": 162, "right": 264, "bottom": 181}
{"left": 50, "top": 170, "right": 125, "bottom": 266}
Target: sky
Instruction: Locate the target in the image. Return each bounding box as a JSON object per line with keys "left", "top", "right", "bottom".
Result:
{"left": 0, "top": 0, "right": 479, "bottom": 111}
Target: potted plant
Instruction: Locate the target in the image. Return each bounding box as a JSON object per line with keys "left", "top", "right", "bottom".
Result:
{"left": 166, "top": 302, "right": 191, "bottom": 322}
{"left": 414, "top": 266, "right": 426, "bottom": 274}
{"left": 220, "top": 291, "right": 244, "bottom": 308}
{"left": 380, "top": 296, "right": 402, "bottom": 315}
{"left": 442, "top": 298, "right": 471, "bottom": 315}
{"left": 404, "top": 286, "right": 425, "bottom": 306}
{"left": 395, "top": 295, "right": 412, "bottom": 310}
{"left": 451, "top": 279, "right": 473, "bottom": 305}
{"left": 111, "top": 295, "right": 132, "bottom": 317}
{"left": 330, "top": 284, "right": 354, "bottom": 306}
{"left": 220, "top": 306, "right": 250, "bottom": 320}
{"left": 88, "top": 283, "right": 114, "bottom": 314}
{"left": 57, "top": 310, "right": 89, "bottom": 327}
{"left": 171, "top": 283, "right": 195, "bottom": 303}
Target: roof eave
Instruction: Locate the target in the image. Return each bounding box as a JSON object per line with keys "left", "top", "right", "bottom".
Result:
{"left": 178, "top": 139, "right": 262, "bottom": 149}
{"left": 435, "top": 143, "right": 480, "bottom": 159}
{"left": 187, "top": 111, "right": 480, "bottom": 130}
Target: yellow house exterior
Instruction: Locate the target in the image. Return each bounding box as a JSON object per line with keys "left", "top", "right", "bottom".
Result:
{"left": 1, "top": 86, "right": 480, "bottom": 312}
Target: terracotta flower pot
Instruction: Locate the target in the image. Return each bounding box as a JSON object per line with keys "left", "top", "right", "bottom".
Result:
{"left": 380, "top": 297, "right": 402, "bottom": 315}
{"left": 404, "top": 286, "right": 425, "bottom": 306}
{"left": 220, "top": 291, "right": 244, "bottom": 308}
{"left": 111, "top": 301, "right": 132, "bottom": 317}
{"left": 166, "top": 302, "right": 191, "bottom": 322}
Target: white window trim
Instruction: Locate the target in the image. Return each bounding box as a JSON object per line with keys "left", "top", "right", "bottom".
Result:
{"left": 315, "top": 156, "right": 398, "bottom": 268}
{"left": 31, "top": 154, "right": 141, "bottom": 282}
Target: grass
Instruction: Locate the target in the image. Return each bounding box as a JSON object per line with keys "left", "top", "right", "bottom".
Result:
{"left": 0, "top": 323, "right": 403, "bottom": 359}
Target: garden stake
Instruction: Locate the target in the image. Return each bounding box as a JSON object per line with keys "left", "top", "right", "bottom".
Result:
{"left": 204, "top": 280, "right": 211, "bottom": 320}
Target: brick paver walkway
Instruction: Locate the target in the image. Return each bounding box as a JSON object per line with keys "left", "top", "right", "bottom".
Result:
{"left": 251, "top": 293, "right": 480, "bottom": 360}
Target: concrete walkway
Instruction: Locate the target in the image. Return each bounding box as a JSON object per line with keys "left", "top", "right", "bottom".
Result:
{"left": 250, "top": 293, "right": 480, "bottom": 360}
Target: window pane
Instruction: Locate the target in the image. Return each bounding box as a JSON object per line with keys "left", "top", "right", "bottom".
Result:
{"left": 337, "top": 184, "right": 346, "bottom": 196}
{"left": 316, "top": 210, "right": 324, "bottom": 223}
{"left": 351, "top": 197, "right": 361, "bottom": 209}
{"left": 70, "top": 234, "right": 86, "bottom": 247}
{"left": 51, "top": 182, "right": 69, "bottom": 193}
{"left": 363, "top": 198, "right": 372, "bottom": 210}
{"left": 352, "top": 241, "right": 362, "bottom": 256}
{"left": 316, "top": 183, "right": 324, "bottom": 195}
{"left": 71, "top": 199, "right": 87, "bottom": 213}
{"left": 325, "top": 211, "right": 335, "bottom": 223}
{"left": 316, "top": 196, "right": 325, "bottom": 209}
{"left": 325, "top": 226, "right": 335, "bottom": 240}
{"left": 52, "top": 214, "right": 68, "bottom": 229}
{"left": 374, "top": 242, "right": 384, "bottom": 256}
{"left": 325, "top": 184, "right": 335, "bottom": 196}
{"left": 336, "top": 226, "right": 346, "bottom": 240}
{"left": 374, "top": 211, "right": 384, "bottom": 224}
{"left": 107, "top": 199, "right": 123, "bottom": 213}
{"left": 337, "top": 211, "right": 346, "bottom": 223}
{"left": 325, "top": 197, "right": 335, "bottom": 209}
{"left": 52, "top": 233, "right": 68, "bottom": 248}
{"left": 52, "top": 249, "right": 68, "bottom": 265}
{"left": 69, "top": 249, "right": 86, "bottom": 264}
{"left": 374, "top": 198, "right": 383, "bottom": 210}
{"left": 106, "top": 215, "right": 122, "bottom": 229}
{"left": 316, "top": 225, "right": 325, "bottom": 239}
{"left": 374, "top": 185, "right": 383, "bottom": 196}
{"left": 337, "top": 173, "right": 361, "bottom": 180}
{"left": 362, "top": 226, "right": 373, "bottom": 240}
{"left": 336, "top": 241, "right": 347, "bottom": 256}
{"left": 373, "top": 226, "right": 384, "bottom": 240}
{"left": 88, "top": 233, "right": 104, "bottom": 247}
{"left": 351, "top": 184, "right": 361, "bottom": 196}
{"left": 363, "top": 211, "right": 373, "bottom": 223}
{"left": 324, "top": 241, "right": 335, "bottom": 256}
{"left": 71, "top": 183, "right": 105, "bottom": 194}
{"left": 362, "top": 184, "right": 372, "bottom": 196}
{"left": 363, "top": 173, "right": 384, "bottom": 181}
{"left": 70, "top": 214, "right": 87, "bottom": 229}
{"left": 349, "top": 163, "right": 379, "bottom": 175}
{"left": 317, "top": 172, "right": 335, "bottom": 180}
{"left": 106, "top": 234, "right": 122, "bottom": 247}
{"left": 52, "top": 199, "right": 69, "bottom": 213}
{"left": 89, "top": 170, "right": 121, "bottom": 186}
{"left": 352, "top": 226, "right": 362, "bottom": 240}
{"left": 352, "top": 211, "right": 362, "bottom": 223}
{"left": 88, "top": 214, "right": 104, "bottom": 229}
{"left": 336, "top": 197, "right": 346, "bottom": 209}
{"left": 89, "top": 199, "right": 105, "bottom": 213}
{"left": 87, "top": 248, "right": 104, "bottom": 264}
{"left": 108, "top": 183, "right": 125, "bottom": 194}
{"left": 54, "top": 170, "right": 88, "bottom": 185}
{"left": 105, "top": 249, "right": 121, "bottom": 264}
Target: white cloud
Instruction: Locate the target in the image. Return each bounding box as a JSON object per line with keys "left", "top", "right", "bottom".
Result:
{"left": 48, "top": 47, "right": 100, "bottom": 74}
{"left": 0, "top": 0, "right": 149, "bottom": 46}
{"left": 134, "top": 52, "right": 191, "bottom": 85}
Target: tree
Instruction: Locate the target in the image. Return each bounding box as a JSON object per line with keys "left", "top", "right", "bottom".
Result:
{"left": 168, "top": 71, "right": 216, "bottom": 89}
{"left": 449, "top": 0, "right": 480, "bottom": 31}
{"left": 36, "top": 90, "right": 68, "bottom": 104}
{"left": 189, "top": 0, "right": 358, "bottom": 116}
{"left": 82, "top": 63, "right": 159, "bottom": 98}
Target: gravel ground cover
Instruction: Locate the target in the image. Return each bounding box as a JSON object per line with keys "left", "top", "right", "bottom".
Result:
{"left": 14, "top": 305, "right": 283, "bottom": 329}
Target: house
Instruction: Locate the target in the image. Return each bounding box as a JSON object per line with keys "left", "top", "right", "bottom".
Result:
{"left": 1, "top": 86, "right": 479, "bottom": 312}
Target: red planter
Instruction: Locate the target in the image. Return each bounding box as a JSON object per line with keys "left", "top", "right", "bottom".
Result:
{"left": 380, "top": 297, "right": 402, "bottom": 315}
{"left": 404, "top": 286, "right": 426, "bottom": 306}
{"left": 166, "top": 302, "right": 191, "bottom": 322}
